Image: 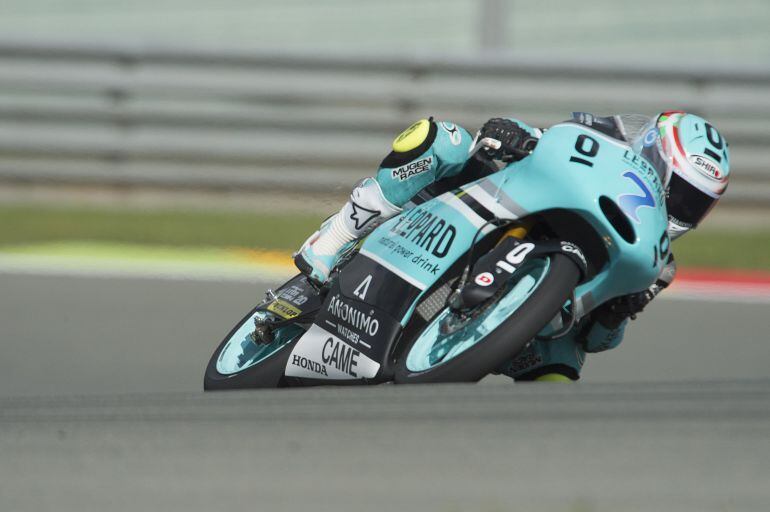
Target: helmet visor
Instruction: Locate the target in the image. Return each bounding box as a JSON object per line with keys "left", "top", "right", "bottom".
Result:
{"left": 667, "top": 171, "right": 718, "bottom": 229}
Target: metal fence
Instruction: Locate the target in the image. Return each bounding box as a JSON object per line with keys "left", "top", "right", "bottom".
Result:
{"left": 1, "top": 39, "right": 769, "bottom": 203}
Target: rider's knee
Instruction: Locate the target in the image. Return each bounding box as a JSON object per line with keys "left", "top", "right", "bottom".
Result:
{"left": 534, "top": 372, "right": 574, "bottom": 383}
{"left": 517, "top": 365, "right": 579, "bottom": 382}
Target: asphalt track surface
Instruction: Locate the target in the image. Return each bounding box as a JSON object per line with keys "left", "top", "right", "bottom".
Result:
{"left": 3, "top": 274, "right": 769, "bottom": 396}
{"left": 2, "top": 274, "right": 770, "bottom": 511}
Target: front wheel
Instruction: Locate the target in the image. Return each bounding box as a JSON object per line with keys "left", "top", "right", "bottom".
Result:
{"left": 204, "top": 308, "right": 306, "bottom": 390}
{"left": 394, "top": 254, "right": 580, "bottom": 384}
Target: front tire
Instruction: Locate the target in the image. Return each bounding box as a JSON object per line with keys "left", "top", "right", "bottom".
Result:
{"left": 394, "top": 254, "right": 580, "bottom": 384}
{"left": 204, "top": 307, "right": 306, "bottom": 390}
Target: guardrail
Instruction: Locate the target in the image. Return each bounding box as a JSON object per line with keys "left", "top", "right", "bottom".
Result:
{"left": 1, "top": 38, "right": 769, "bottom": 203}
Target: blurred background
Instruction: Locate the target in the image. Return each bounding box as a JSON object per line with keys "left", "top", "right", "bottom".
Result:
{"left": 1, "top": 0, "right": 770, "bottom": 262}
{"left": 2, "top": 4, "right": 770, "bottom": 512}
{"left": 1, "top": 0, "right": 770, "bottom": 397}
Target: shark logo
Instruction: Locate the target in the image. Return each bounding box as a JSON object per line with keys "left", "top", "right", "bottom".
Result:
{"left": 618, "top": 171, "right": 655, "bottom": 224}
{"left": 349, "top": 202, "right": 380, "bottom": 230}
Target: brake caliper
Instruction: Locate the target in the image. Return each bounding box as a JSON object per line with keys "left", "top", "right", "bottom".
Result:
{"left": 249, "top": 278, "right": 324, "bottom": 345}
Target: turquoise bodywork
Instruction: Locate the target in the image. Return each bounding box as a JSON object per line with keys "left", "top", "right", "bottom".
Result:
{"left": 361, "top": 122, "right": 669, "bottom": 324}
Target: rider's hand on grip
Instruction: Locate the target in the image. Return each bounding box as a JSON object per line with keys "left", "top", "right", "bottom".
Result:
{"left": 608, "top": 290, "right": 655, "bottom": 318}
{"left": 476, "top": 118, "right": 538, "bottom": 162}
{"left": 593, "top": 287, "right": 659, "bottom": 329}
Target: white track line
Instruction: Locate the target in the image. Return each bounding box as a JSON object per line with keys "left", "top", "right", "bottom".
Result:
{"left": 0, "top": 254, "right": 292, "bottom": 283}
{"left": 3, "top": 254, "right": 770, "bottom": 304}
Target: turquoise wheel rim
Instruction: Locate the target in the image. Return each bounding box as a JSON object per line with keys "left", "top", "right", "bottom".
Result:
{"left": 216, "top": 311, "right": 303, "bottom": 375}
{"left": 405, "top": 258, "right": 551, "bottom": 373}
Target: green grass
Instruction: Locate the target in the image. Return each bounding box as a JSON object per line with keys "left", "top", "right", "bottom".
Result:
{"left": 1, "top": 204, "right": 769, "bottom": 271}
{"left": 671, "top": 230, "right": 770, "bottom": 271}
{"left": 0, "top": 204, "right": 325, "bottom": 252}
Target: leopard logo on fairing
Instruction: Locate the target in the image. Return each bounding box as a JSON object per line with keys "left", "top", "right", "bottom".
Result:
{"left": 388, "top": 208, "right": 457, "bottom": 258}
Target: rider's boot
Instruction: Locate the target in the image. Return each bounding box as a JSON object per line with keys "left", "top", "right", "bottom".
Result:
{"left": 294, "top": 177, "right": 401, "bottom": 284}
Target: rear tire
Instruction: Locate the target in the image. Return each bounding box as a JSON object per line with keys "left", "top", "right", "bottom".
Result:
{"left": 394, "top": 254, "right": 580, "bottom": 384}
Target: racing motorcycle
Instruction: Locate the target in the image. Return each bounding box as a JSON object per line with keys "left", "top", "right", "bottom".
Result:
{"left": 204, "top": 120, "right": 669, "bottom": 388}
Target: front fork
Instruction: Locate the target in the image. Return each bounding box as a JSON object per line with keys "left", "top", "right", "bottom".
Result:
{"left": 500, "top": 220, "right": 532, "bottom": 242}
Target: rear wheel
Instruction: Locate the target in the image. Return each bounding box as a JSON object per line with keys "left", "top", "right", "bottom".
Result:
{"left": 204, "top": 308, "right": 306, "bottom": 390}
{"left": 394, "top": 254, "right": 580, "bottom": 384}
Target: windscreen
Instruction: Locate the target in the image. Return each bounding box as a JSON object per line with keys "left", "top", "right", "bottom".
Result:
{"left": 627, "top": 115, "right": 671, "bottom": 184}
{"left": 616, "top": 114, "right": 653, "bottom": 141}
{"left": 571, "top": 112, "right": 669, "bottom": 184}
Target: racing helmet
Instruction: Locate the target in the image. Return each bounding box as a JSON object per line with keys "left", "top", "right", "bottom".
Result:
{"left": 632, "top": 111, "right": 731, "bottom": 239}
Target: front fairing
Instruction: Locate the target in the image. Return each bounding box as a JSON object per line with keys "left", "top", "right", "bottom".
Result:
{"left": 487, "top": 123, "right": 669, "bottom": 304}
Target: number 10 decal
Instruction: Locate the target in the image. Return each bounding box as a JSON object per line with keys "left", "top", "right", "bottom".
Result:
{"left": 496, "top": 243, "right": 536, "bottom": 273}
{"left": 569, "top": 134, "right": 600, "bottom": 167}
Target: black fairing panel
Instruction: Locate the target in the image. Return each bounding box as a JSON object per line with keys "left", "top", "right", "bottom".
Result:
{"left": 527, "top": 209, "right": 609, "bottom": 279}
{"left": 286, "top": 253, "right": 421, "bottom": 385}
{"left": 337, "top": 254, "right": 422, "bottom": 321}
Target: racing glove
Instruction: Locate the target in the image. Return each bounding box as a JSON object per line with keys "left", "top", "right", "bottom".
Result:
{"left": 592, "top": 254, "right": 677, "bottom": 329}
{"left": 579, "top": 290, "right": 656, "bottom": 353}
{"left": 475, "top": 118, "right": 539, "bottom": 162}
{"left": 592, "top": 289, "right": 656, "bottom": 329}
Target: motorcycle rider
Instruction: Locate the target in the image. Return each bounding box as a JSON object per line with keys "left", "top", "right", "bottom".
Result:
{"left": 293, "top": 111, "right": 731, "bottom": 381}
